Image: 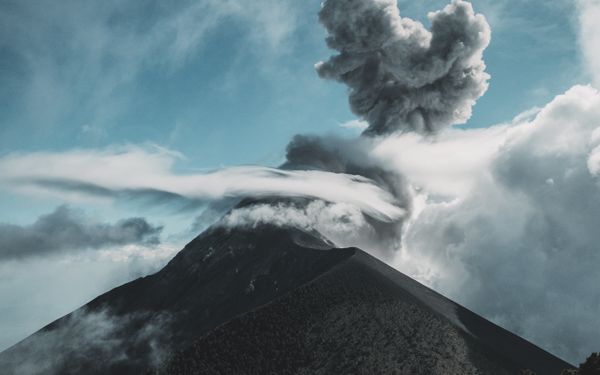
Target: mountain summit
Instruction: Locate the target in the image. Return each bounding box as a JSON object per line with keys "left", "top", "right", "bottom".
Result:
{"left": 0, "top": 224, "right": 573, "bottom": 374}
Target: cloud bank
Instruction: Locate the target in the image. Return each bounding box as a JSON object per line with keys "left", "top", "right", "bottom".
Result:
{"left": 316, "top": 0, "right": 490, "bottom": 135}
{"left": 0, "top": 205, "right": 162, "bottom": 261}
{"left": 383, "top": 85, "right": 600, "bottom": 363}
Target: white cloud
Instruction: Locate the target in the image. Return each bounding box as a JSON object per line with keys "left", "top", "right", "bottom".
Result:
{"left": 339, "top": 119, "right": 369, "bottom": 132}
{"left": 0, "top": 145, "right": 405, "bottom": 223}
{"left": 577, "top": 0, "right": 600, "bottom": 86}
{"left": 221, "top": 200, "right": 379, "bottom": 252}
{"left": 389, "top": 85, "right": 600, "bottom": 363}
{"left": 371, "top": 126, "right": 510, "bottom": 198}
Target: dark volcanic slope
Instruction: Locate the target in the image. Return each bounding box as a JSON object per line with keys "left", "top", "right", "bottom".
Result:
{"left": 0, "top": 224, "right": 573, "bottom": 375}
{"left": 160, "top": 249, "right": 573, "bottom": 375}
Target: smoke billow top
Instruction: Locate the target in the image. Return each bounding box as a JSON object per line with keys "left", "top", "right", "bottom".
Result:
{"left": 316, "top": 0, "right": 490, "bottom": 135}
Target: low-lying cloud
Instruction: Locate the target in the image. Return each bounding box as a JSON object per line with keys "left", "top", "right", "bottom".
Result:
{"left": 221, "top": 199, "right": 384, "bottom": 252}
{"left": 0, "top": 205, "right": 162, "bottom": 261}
{"left": 0, "top": 307, "right": 172, "bottom": 375}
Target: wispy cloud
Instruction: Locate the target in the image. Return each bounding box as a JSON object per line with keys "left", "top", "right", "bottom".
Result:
{"left": 0, "top": 145, "right": 405, "bottom": 222}
{"left": 339, "top": 119, "right": 368, "bottom": 132}
{"left": 0, "top": 0, "right": 303, "bottom": 138}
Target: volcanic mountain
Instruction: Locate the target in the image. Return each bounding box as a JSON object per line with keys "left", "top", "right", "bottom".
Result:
{"left": 0, "top": 223, "right": 573, "bottom": 374}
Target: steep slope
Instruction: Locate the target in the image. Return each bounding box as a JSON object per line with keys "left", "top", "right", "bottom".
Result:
{"left": 0, "top": 224, "right": 573, "bottom": 374}
{"left": 159, "top": 249, "right": 573, "bottom": 375}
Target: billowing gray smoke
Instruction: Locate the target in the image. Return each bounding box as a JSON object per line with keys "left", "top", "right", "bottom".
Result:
{"left": 283, "top": 134, "right": 411, "bottom": 259}
{"left": 316, "top": 0, "right": 490, "bottom": 135}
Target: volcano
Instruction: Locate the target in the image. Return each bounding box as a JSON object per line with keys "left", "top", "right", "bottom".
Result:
{"left": 0, "top": 223, "right": 573, "bottom": 374}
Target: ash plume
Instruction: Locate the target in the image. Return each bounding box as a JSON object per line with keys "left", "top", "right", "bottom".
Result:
{"left": 316, "top": 0, "right": 491, "bottom": 135}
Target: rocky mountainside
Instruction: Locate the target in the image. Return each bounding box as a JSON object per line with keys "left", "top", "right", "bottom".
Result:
{"left": 0, "top": 224, "right": 573, "bottom": 374}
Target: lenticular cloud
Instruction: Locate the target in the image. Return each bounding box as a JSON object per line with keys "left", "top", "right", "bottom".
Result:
{"left": 0, "top": 148, "right": 405, "bottom": 223}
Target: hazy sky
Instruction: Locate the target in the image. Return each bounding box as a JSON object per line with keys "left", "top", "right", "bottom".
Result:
{"left": 0, "top": 0, "right": 598, "bottom": 364}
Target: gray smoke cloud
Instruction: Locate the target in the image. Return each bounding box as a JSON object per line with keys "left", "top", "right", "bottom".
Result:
{"left": 316, "top": 0, "right": 490, "bottom": 135}
{"left": 285, "top": 135, "right": 408, "bottom": 201}
{"left": 283, "top": 134, "right": 411, "bottom": 259}
{"left": 0, "top": 205, "right": 162, "bottom": 261}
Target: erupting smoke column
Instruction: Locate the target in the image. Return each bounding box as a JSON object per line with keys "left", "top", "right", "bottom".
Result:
{"left": 274, "top": 0, "right": 492, "bottom": 258}
{"left": 316, "top": 0, "right": 491, "bottom": 135}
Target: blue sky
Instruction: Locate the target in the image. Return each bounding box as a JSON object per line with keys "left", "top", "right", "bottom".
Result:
{"left": 1, "top": 0, "right": 599, "bottom": 362}
{"left": 0, "top": 0, "right": 584, "bottom": 227}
